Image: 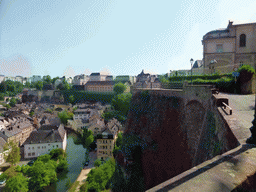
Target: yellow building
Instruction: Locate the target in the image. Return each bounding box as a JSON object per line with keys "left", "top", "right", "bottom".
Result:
{"left": 202, "top": 21, "right": 256, "bottom": 74}
{"left": 85, "top": 81, "right": 114, "bottom": 92}
{"left": 96, "top": 129, "right": 115, "bottom": 161}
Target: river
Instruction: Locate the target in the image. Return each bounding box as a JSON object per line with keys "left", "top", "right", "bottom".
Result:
{"left": 46, "top": 131, "right": 87, "bottom": 192}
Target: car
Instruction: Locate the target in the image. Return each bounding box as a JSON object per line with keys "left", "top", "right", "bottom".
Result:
{"left": 83, "top": 161, "right": 89, "bottom": 169}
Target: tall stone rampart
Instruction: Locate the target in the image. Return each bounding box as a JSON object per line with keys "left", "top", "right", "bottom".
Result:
{"left": 124, "top": 85, "right": 239, "bottom": 190}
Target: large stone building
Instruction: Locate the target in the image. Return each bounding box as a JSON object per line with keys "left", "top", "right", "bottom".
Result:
{"left": 202, "top": 21, "right": 256, "bottom": 74}
{"left": 23, "top": 124, "right": 67, "bottom": 159}
{"left": 134, "top": 70, "right": 161, "bottom": 89}
{"left": 85, "top": 81, "right": 114, "bottom": 92}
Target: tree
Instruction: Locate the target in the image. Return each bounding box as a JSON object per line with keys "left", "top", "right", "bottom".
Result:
{"left": 110, "top": 164, "right": 127, "bottom": 192}
{"left": 111, "top": 93, "right": 132, "bottom": 116}
{"left": 116, "top": 132, "right": 123, "bottom": 147}
{"left": 49, "top": 148, "right": 67, "bottom": 161}
{"left": 3, "top": 173, "right": 29, "bottom": 192}
{"left": 35, "top": 81, "right": 43, "bottom": 91}
{"left": 28, "top": 161, "right": 57, "bottom": 191}
{"left": 29, "top": 111, "right": 34, "bottom": 117}
{"left": 94, "top": 159, "right": 102, "bottom": 167}
{"left": 51, "top": 77, "right": 59, "bottom": 85}
{"left": 82, "top": 129, "right": 94, "bottom": 149}
{"left": 9, "top": 98, "right": 17, "bottom": 107}
{"left": 42, "top": 75, "right": 52, "bottom": 85}
{"left": 69, "top": 95, "right": 75, "bottom": 105}
{"left": 58, "top": 110, "right": 73, "bottom": 125}
{"left": 4, "top": 141, "right": 20, "bottom": 166}
{"left": 113, "top": 82, "right": 126, "bottom": 94}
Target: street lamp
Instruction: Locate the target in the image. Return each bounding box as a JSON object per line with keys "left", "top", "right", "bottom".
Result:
{"left": 246, "top": 93, "right": 256, "bottom": 144}
{"left": 190, "top": 58, "right": 194, "bottom": 84}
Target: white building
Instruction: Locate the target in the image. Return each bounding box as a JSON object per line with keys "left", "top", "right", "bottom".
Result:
{"left": 30, "top": 75, "right": 42, "bottom": 83}
{"left": 73, "top": 108, "right": 91, "bottom": 120}
{"left": 0, "top": 75, "right": 5, "bottom": 83}
{"left": 73, "top": 74, "right": 89, "bottom": 85}
{"left": 15, "top": 76, "right": 23, "bottom": 83}
{"left": 23, "top": 124, "right": 67, "bottom": 159}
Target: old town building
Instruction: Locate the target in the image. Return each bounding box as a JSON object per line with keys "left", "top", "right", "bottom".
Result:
{"left": 134, "top": 70, "right": 161, "bottom": 89}
{"left": 23, "top": 124, "right": 67, "bottom": 159}
{"left": 202, "top": 21, "right": 256, "bottom": 74}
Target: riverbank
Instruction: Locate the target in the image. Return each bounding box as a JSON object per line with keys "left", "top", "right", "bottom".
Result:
{"left": 73, "top": 151, "right": 97, "bottom": 192}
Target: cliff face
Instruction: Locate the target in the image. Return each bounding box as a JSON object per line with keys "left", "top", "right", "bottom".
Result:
{"left": 124, "top": 90, "right": 239, "bottom": 190}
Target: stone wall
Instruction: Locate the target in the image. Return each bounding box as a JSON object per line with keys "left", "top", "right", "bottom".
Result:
{"left": 124, "top": 87, "right": 239, "bottom": 190}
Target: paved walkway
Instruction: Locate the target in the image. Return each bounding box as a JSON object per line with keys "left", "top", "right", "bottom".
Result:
{"left": 74, "top": 151, "right": 97, "bottom": 192}
{"left": 147, "top": 92, "right": 256, "bottom": 192}
{"left": 218, "top": 93, "right": 255, "bottom": 144}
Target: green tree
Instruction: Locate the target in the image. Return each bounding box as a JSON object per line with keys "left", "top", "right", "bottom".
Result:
{"left": 9, "top": 98, "right": 17, "bottom": 107}
{"left": 110, "top": 164, "right": 127, "bottom": 192}
{"left": 113, "top": 82, "right": 126, "bottom": 94}
{"left": 0, "top": 81, "right": 7, "bottom": 92}
{"left": 111, "top": 93, "right": 132, "bottom": 116}
{"left": 4, "top": 141, "right": 20, "bottom": 166}
{"left": 57, "top": 79, "right": 70, "bottom": 91}
{"left": 24, "top": 81, "right": 31, "bottom": 88}
{"left": 3, "top": 166, "right": 18, "bottom": 179}
{"left": 35, "top": 81, "right": 43, "bottom": 91}
{"left": 58, "top": 110, "right": 73, "bottom": 125}
{"left": 29, "top": 111, "right": 34, "bottom": 117}
{"left": 82, "top": 129, "right": 94, "bottom": 149}
{"left": 36, "top": 154, "right": 51, "bottom": 163}
{"left": 3, "top": 173, "right": 29, "bottom": 192}
{"left": 56, "top": 159, "right": 68, "bottom": 173}
{"left": 28, "top": 161, "right": 57, "bottom": 191}
{"left": 69, "top": 95, "right": 75, "bottom": 105}
{"left": 116, "top": 132, "right": 123, "bottom": 147}
{"left": 94, "top": 159, "right": 102, "bottom": 167}
{"left": 49, "top": 148, "right": 67, "bottom": 161}
{"left": 51, "top": 77, "right": 59, "bottom": 85}
{"left": 42, "top": 75, "right": 52, "bottom": 85}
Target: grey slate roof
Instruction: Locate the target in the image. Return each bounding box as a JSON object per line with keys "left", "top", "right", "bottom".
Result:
{"left": 24, "top": 124, "right": 66, "bottom": 145}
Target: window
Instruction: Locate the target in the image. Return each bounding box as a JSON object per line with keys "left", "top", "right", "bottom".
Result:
{"left": 38, "top": 147, "right": 40, "bottom": 149}
{"left": 240, "top": 34, "right": 246, "bottom": 47}
{"left": 32, "top": 152, "right": 35, "bottom": 156}
{"left": 28, "top": 147, "right": 30, "bottom": 150}
{"left": 32, "top": 147, "right": 34, "bottom": 150}
{"left": 28, "top": 153, "right": 31, "bottom": 156}
{"left": 56, "top": 145, "right": 58, "bottom": 148}
{"left": 216, "top": 44, "right": 223, "bottom": 53}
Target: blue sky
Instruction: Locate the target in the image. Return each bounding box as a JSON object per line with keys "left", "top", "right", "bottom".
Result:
{"left": 1, "top": 0, "right": 256, "bottom": 78}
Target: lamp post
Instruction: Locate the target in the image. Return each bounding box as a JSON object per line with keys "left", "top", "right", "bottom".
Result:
{"left": 190, "top": 58, "right": 194, "bottom": 84}
{"left": 246, "top": 93, "right": 256, "bottom": 144}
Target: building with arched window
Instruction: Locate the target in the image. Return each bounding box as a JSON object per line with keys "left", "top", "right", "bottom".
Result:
{"left": 202, "top": 21, "right": 256, "bottom": 74}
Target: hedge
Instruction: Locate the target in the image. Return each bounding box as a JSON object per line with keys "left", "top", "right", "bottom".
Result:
{"left": 169, "top": 73, "right": 233, "bottom": 82}
{"left": 61, "top": 90, "right": 115, "bottom": 104}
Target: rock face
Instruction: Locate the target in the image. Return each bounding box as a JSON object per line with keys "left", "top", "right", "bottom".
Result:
{"left": 124, "top": 89, "right": 239, "bottom": 190}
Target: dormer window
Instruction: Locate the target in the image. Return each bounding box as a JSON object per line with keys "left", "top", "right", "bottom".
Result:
{"left": 240, "top": 34, "right": 246, "bottom": 47}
